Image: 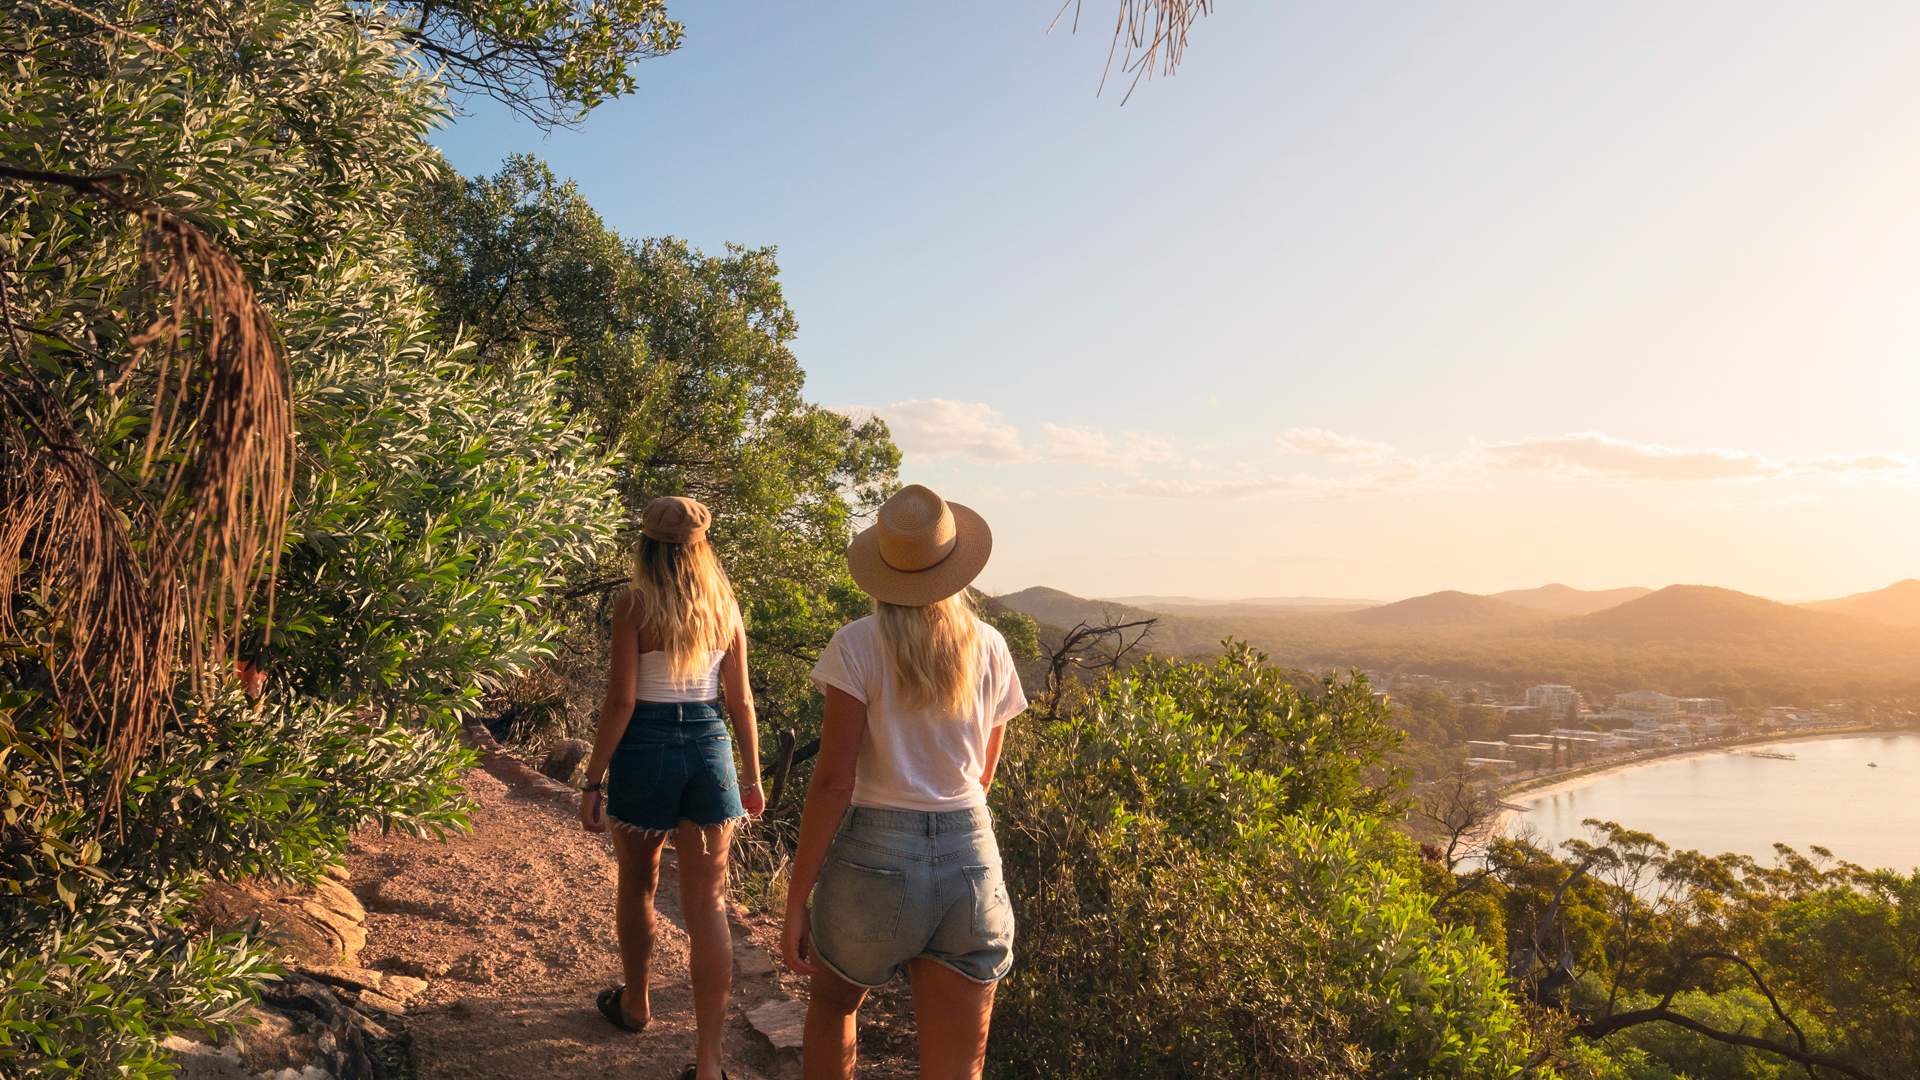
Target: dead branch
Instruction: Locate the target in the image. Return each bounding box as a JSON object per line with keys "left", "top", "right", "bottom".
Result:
{"left": 1042, "top": 614, "right": 1157, "bottom": 709}
{"left": 0, "top": 163, "right": 293, "bottom": 792}
{"left": 1574, "top": 947, "right": 1876, "bottom": 1080}
{"left": 1054, "top": 0, "right": 1216, "bottom": 102}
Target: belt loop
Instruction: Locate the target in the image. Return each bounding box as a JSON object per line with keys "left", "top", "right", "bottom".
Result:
{"left": 926, "top": 814, "right": 936, "bottom": 837}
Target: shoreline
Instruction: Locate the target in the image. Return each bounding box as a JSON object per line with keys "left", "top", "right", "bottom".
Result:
{"left": 1496, "top": 725, "right": 1896, "bottom": 811}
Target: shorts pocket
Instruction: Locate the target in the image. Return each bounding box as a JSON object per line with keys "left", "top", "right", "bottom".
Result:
{"left": 964, "top": 864, "right": 1014, "bottom": 942}
{"left": 818, "top": 852, "right": 907, "bottom": 945}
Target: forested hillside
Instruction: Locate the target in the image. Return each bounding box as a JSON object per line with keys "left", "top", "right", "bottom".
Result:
{"left": 1000, "top": 583, "right": 1920, "bottom": 705}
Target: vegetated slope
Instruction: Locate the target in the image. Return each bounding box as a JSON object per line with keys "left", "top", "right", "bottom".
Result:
{"left": 995, "top": 587, "right": 1160, "bottom": 629}
{"left": 999, "top": 584, "right": 1920, "bottom": 704}
{"left": 994, "top": 588, "right": 1233, "bottom": 657}
{"left": 1340, "top": 590, "right": 1553, "bottom": 632}
{"left": 1802, "top": 579, "right": 1920, "bottom": 628}
{"left": 1553, "top": 585, "right": 1879, "bottom": 644}
{"left": 1108, "top": 595, "right": 1380, "bottom": 616}
{"left": 1491, "top": 583, "right": 1654, "bottom": 616}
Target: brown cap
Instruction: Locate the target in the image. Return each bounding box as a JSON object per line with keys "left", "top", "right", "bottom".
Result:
{"left": 846, "top": 485, "right": 991, "bottom": 606}
{"left": 640, "top": 496, "right": 711, "bottom": 545}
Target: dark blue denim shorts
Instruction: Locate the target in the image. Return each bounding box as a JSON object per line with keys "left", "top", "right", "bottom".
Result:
{"left": 606, "top": 701, "right": 745, "bottom": 836}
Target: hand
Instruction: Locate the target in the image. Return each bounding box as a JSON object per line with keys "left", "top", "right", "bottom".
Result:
{"left": 580, "top": 789, "right": 606, "bottom": 834}
{"left": 741, "top": 781, "right": 765, "bottom": 819}
{"left": 781, "top": 905, "right": 818, "bottom": 977}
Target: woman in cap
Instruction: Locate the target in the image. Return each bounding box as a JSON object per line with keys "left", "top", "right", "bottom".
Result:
{"left": 781, "top": 485, "right": 1028, "bottom": 1079}
{"left": 580, "top": 496, "right": 763, "bottom": 1080}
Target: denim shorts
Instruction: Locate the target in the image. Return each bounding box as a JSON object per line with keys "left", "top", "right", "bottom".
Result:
{"left": 808, "top": 806, "right": 1014, "bottom": 987}
{"left": 606, "top": 701, "right": 745, "bottom": 835}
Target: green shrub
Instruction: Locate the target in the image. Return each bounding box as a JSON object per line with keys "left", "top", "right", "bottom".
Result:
{"left": 992, "top": 650, "right": 1547, "bottom": 1078}
{"left": 0, "top": 2, "right": 619, "bottom": 1073}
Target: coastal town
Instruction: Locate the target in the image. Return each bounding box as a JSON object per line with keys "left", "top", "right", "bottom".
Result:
{"left": 1449, "top": 684, "right": 1867, "bottom": 784}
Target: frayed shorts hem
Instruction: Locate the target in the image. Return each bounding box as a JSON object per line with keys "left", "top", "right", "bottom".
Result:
{"left": 919, "top": 952, "right": 1012, "bottom": 986}
{"left": 608, "top": 813, "right": 746, "bottom": 840}
{"left": 808, "top": 939, "right": 891, "bottom": 990}
{"left": 808, "top": 930, "right": 1012, "bottom": 989}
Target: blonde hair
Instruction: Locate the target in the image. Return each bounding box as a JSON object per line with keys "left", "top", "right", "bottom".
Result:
{"left": 874, "top": 591, "right": 983, "bottom": 715}
{"left": 629, "top": 535, "right": 739, "bottom": 680}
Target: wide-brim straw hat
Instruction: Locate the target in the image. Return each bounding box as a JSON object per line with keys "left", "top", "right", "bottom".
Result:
{"left": 847, "top": 484, "right": 992, "bottom": 607}
{"left": 640, "top": 496, "right": 711, "bottom": 545}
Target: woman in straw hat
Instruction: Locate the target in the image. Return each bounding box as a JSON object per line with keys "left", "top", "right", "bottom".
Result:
{"left": 781, "top": 485, "right": 1028, "bottom": 1079}
{"left": 580, "top": 496, "right": 764, "bottom": 1080}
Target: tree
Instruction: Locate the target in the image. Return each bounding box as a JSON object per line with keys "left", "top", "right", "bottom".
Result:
{"left": 1, "top": 1, "right": 620, "bottom": 1072}
{"left": 378, "top": 0, "right": 683, "bottom": 127}
{"left": 407, "top": 155, "right": 899, "bottom": 740}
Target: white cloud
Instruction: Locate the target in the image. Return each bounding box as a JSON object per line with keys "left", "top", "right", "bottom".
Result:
{"left": 839, "top": 400, "right": 1180, "bottom": 470}
{"left": 1040, "top": 424, "right": 1179, "bottom": 468}
{"left": 1102, "top": 472, "right": 1364, "bottom": 500}
{"left": 1277, "top": 427, "right": 1396, "bottom": 463}
{"left": 842, "top": 398, "right": 1027, "bottom": 464}
{"left": 1471, "top": 432, "right": 1915, "bottom": 482}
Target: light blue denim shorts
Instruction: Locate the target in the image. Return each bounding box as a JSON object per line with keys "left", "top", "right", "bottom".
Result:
{"left": 808, "top": 805, "right": 1014, "bottom": 987}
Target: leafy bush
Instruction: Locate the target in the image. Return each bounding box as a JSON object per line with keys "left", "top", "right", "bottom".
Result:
{"left": 992, "top": 647, "right": 1547, "bottom": 1078}
{"left": 0, "top": 1, "right": 619, "bottom": 1073}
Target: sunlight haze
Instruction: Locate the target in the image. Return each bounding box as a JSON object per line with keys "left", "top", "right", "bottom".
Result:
{"left": 433, "top": 2, "right": 1920, "bottom": 602}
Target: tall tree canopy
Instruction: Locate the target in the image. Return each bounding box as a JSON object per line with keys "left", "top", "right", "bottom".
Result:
{"left": 379, "top": 0, "right": 683, "bottom": 126}
{"left": 407, "top": 156, "right": 899, "bottom": 731}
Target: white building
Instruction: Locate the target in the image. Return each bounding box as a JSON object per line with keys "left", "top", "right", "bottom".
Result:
{"left": 1616, "top": 690, "right": 1679, "bottom": 715}
{"left": 1526, "top": 684, "right": 1580, "bottom": 715}
{"left": 1675, "top": 697, "right": 1729, "bottom": 716}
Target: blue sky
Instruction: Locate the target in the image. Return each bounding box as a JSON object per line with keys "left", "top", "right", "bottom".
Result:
{"left": 432, "top": 2, "right": 1920, "bottom": 601}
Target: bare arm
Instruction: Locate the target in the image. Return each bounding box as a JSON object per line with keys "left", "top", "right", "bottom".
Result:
{"left": 980, "top": 723, "right": 1008, "bottom": 791}
{"left": 781, "top": 686, "right": 867, "bottom": 974}
{"left": 581, "top": 592, "right": 640, "bottom": 828}
{"left": 720, "top": 618, "right": 763, "bottom": 811}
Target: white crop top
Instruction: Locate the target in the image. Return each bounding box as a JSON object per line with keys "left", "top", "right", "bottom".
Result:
{"left": 636, "top": 649, "right": 725, "bottom": 702}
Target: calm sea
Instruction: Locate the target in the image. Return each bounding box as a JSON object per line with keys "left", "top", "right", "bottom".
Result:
{"left": 1506, "top": 733, "right": 1920, "bottom": 873}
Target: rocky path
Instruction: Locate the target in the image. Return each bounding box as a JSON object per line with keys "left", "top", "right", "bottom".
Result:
{"left": 346, "top": 765, "right": 803, "bottom": 1080}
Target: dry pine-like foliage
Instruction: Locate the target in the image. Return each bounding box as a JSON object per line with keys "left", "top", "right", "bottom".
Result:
{"left": 1057, "top": 0, "right": 1215, "bottom": 101}
{"left": 0, "top": 167, "right": 292, "bottom": 791}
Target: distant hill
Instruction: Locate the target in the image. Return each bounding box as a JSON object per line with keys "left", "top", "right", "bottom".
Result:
{"left": 994, "top": 587, "right": 1231, "bottom": 657}
{"left": 1554, "top": 585, "right": 1869, "bottom": 644}
{"left": 1108, "top": 594, "right": 1379, "bottom": 613}
{"left": 997, "top": 581, "right": 1920, "bottom": 702}
{"left": 1802, "top": 579, "right": 1920, "bottom": 628}
{"left": 995, "top": 586, "right": 1160, "bottom": 629}
{"left": 1341, "top": 590, "right": 1551, "bottom": 632}
{"left": 1491, "top": 583, "right": 1653, "bottom": 616}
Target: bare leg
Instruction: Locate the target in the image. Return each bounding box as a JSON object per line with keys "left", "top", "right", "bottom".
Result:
{"left": 609, "top": 827, "right": 665, "bottom": 1027}
{"left": 802, "top": 962, "right": 868, "bottom": 1080}
{"left": 676, "top": 820, "right": 734, "bottom": 1080}
{"left": 906, "top": 958, "right": 996, "bottom": 1080}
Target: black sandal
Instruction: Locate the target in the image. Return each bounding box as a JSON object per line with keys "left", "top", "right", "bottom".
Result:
{"left": 677, "top": 1068, "right": 730, "bottom": 1080}
{"left": 596, "top": 985, "right": 646, "bottom": 1032}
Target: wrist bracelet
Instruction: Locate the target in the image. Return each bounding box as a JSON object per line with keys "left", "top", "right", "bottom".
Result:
{"left": 582, "top": 779, "right": 605, "bottom": 793}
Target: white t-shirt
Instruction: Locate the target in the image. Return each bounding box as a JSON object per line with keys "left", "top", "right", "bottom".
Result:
{"left": 811, "top": 615, "right": 1028, "bottom": 812}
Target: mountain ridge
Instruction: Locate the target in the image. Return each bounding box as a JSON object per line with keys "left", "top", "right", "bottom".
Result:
{"left": 1802, "top": 579, "right": 1920, "bottom": 628}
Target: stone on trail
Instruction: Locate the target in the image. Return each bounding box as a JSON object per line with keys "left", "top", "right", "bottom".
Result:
{"left": 381, "top": 974, "right": 429, "bottom": 1002}
{"left": 310, "top": 877, "right": 366, "bottom": 923}
{"left": 539, "top": 738, "right": 591, "bottom": 785}
{"left": 745, "top": 998, "right": 808, "bottom": 1052}
{"left": 300, "top": 965, "right": 383, "bottom": 993}
{"left": 293, "top": 899, "right": 368, "bottom": 960}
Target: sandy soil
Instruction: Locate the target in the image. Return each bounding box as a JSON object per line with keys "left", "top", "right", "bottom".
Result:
{"left": 347, "top": 768, "right": 778, "bottom": 1080}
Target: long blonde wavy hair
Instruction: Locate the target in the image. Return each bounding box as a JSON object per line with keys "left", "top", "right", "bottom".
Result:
{"left": 629, "top": 535, "right": 738, "bottom": 680}
{"left": 874, "top": 590, "right": 984, "bottom": 715}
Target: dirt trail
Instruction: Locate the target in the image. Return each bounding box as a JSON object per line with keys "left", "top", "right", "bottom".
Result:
{"left": 346, "top": 767, "right": 789, "bottom": 1080}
